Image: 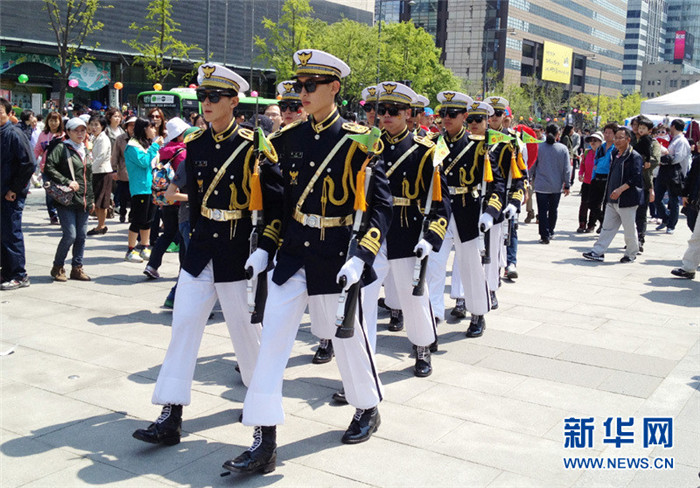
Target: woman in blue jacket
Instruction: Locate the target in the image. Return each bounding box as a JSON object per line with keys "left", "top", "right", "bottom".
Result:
{"left": 124, "top": 118, "right": 163, "bottom": 263}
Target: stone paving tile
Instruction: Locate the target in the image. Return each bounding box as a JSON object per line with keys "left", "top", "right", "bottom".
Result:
{"left": 626, "top": 461, "right": 699, "bottom": 488}
{"left": 556, "top": 345, "right": 677, "bottom": 377}
{"left": 470, "top": 328, "right": 571, "bottom": 358}
{"left": 487, "top": 470, "right": 568, "bottom": 488}
{"left": 596, "top": 370, "right": 664, "bottom": 398}
{"left": 527, "top": 323, "right": 648, "bottom": 353}
{"left": 428, "top": 359, "right": 527, "bottom": 396}
{"left": 475, "top": 349, "right": 615, "bottom": 388}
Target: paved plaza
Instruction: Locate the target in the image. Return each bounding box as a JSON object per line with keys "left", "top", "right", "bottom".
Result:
{"left": 1, "top": 188, "right": 698, "bottom": 488}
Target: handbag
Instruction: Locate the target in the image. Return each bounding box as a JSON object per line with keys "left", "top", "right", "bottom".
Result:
{"left": 44, "top": 145, "right": 76, "bottom": 206}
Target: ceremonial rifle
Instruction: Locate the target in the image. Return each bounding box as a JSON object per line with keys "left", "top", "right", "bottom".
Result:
{"left": 412, "top": 135, "right": 449, "bottom": 296}
{"left": 245, "top": 93, "right": 268, "bottom": 324}
{"left": 335, "top": 126, "right": 382, "bottom": 338}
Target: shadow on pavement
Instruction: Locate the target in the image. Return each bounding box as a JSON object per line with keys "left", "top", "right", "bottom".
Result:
{"left": 642, "top": 277, "right": 700, "bottom": 307}
{"left": 89, "top": 309, "right": 173, "bottom": 327}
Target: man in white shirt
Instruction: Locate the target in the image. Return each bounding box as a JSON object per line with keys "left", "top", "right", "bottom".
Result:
{"left": 655, "top": 119, "right": 691, "bottom": 234}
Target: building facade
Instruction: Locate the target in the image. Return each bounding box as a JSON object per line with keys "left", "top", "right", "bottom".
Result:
{"left": 665, "top": 0, "right": 700, "bottom": 71}
{"left": 623, "top": 0, "right": 667, "bottom": 93}
{"left": 0, "top": 0, "right": 372, "bottom": 111}
{"left": 641, "top": 61, "right": 700, "bottom": 98}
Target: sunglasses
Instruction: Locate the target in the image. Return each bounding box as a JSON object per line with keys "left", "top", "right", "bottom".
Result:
{"left": 491, "top": 109, "right": 504, "bottom": 117}
{"left": 362, "top": 104, "right": 376, "bottom": 113}
{"left": 196, "top": 89, "right": 236, "bottom": 103}
{"left": 377, "top": 104, "right": 407, "bottom": 116}
{"left": 279, "top": 101, "right": 302, "bottom": 112}
{"left": 411, "top": 108, "right": 425, "bottom": 117}
{"left": 292, "top": 77, "right": 336, "bottom": 94}
{"left": 438, "top": 109, "right": 465, "bottom": 119}
{"left": 149, "top": 114, "right": 161, "bottom": 119}
{"left": 466, "top": 115, "right": 485, "bottom": 124}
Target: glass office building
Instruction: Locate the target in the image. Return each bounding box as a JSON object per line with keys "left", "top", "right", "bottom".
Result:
{"left": 665, "top": 0, "right": 700, "bottom": 71}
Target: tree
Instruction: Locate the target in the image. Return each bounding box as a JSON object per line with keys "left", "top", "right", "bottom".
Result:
{"left": 44, "top": 0, "right": 111, "bottom": 112}
{"left": 124, "top": 0, "right": 201, "bottom": 85}
{"left": 254, "top": 0, "right": 316, "bottom": 85}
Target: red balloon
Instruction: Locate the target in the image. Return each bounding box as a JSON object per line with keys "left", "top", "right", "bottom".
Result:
{"left": 189, "top": 84, "right": 197, "bottom": 89}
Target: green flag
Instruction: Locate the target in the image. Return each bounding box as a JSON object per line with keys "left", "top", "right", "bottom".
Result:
{"left": 487, "top": 129, "right": 514, "bottom": 145}
{"left": 348, "top": 126, "right": 382, "bottom": 153}
{"left": 434, "top": 135, "right": 450, "bottom": 166}
{"left": 256, "top": 127, "right": 271, "bottom": 152}
{"left": 520, "top": 131, "right": 544, "bottom": 144}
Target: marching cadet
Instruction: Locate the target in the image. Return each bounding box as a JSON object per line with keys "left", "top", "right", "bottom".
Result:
{"left": 132, "top": 64, "right": 282, "bottom": 446}
{"left": 426, "top": 96, "right": 505, "bottom": 337}
{"left": 361, "top": 81, "right": 449, "bottom": 376}
{"left": 360, "top": 85, "right": 380, "bottom": 128}
{"left": 276, "top": 80, "right": 306, "bottom": 128}
{"left": 224, "top": 49, "right": 392, "bottom": 474}
{"left": 408, "top": 95, "right": 430, "bottom": 137}
{"left": 485, "top": 97, "right": 526, "bottom": 309}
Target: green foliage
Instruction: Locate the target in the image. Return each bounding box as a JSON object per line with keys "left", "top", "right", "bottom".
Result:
{"left": 44, "top": 0, "right": 111, "bottom": 111}
{"left": 124, "top": 0, "right": 201, "bottom": 84}
{"left": 254, "top": 0, "right": 316, "bottom": 83}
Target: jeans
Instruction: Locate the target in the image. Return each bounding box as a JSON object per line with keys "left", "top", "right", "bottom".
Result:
{"left": 506, "top": 219, "right": 518, "bottom": 265}
{"left": 536, "top": 192, "right": 562, "bottom": 239}
{"left": 654, "top": 164, "right": 682, "bottom": 230}
{"left": 147, "top": 205, "right": 180, "bottom": 270}
{"left": 54, "top": 206, "right": 89, "bottom": 267}
{"left": 1, "top": 197, "right": 27, "bottom": 281}
{"left": 42, "top": 172, "right": 58, "bottom": 220}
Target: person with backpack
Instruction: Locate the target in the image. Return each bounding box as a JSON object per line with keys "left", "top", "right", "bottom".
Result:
{"left": 143, "top": 118, "right": 188, "bottom": 279}
{"left": 43, "top": 117, "right": 94, "bottom": 282}
{"left": 124, "top": 118, "right": 163, "bottom": 263}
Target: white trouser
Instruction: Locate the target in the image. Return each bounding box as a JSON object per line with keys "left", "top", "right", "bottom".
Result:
{"left": 243, "top": 267, "right": 382, "bottom": 426}
{"left": 363, "top": 243, "right": 438, "bottom": 351}
{"left": 682, "top": 218, "right": 700, "bottom": 271}
{"left": 383, "top": 266, "right": 400, "bottom": 310}
{"left": 484, "top": 222, "right": 504, "bottom": 292}
{"left": 428, "top": 216, "right": 490, "bottom": 319}
{"left": 152, "top": 261, "right": 262, "bottom": 405}
{"left": 592, "top": 203, "right": 639, "bottom": 258}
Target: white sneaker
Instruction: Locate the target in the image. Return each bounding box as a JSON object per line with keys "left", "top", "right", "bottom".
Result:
{"left": 143, "top": 265, "right": 160, "bottom": 279}
{"left": 125, "top": 249, "right": 143, "bottom": 263}
{"left": 139, "top": 247, "right": 151, "bottom": 260}
{"left": 505, "top": 263, "right": 518, "bottom": 279}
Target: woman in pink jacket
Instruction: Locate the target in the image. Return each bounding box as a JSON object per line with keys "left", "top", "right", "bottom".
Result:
{"left": 577, "top": 131, "right": 603, "bottom": 233}
{"left": 34, "top": 112, "right": 65, "bottom": 225}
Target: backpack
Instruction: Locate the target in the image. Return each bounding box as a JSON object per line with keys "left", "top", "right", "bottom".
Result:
{"left": 152, "top": 148, "right": 184, "bottom": 206}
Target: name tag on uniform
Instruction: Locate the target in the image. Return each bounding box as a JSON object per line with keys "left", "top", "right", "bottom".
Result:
{"left": 194, "top": 160, "right": 208, "bottom": 168}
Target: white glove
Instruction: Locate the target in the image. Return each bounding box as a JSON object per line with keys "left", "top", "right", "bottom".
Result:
{"left": 413, "top": 239, "right": 432, "bottom": 260}
{"left": 503, "top": 204, "right": 518, "bottom": 220}
{"left": 479, "top": 213, "right": 494, "bottom": 233}
{"left": 245, "top": 249, "right": 269, "bottom": 277}
{"left": 336, "top": 256, "right": 364, "bottom": 291}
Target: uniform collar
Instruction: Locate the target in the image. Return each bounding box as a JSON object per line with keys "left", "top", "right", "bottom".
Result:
{"left": 384, "top": 126, "right": 409, "bottom": 145}
{"left": 446, "top": 126, "right": 465, "bottom": 143}
{"left": 211, "top": 118, "right": 239, "bottom": 143}
{"left": 310, "top": 109, "right": 340, "bottom": 133}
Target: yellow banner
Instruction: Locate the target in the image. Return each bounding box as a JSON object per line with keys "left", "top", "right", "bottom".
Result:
{"left": 542, "top": 41, "right": 573, "bottom": 84}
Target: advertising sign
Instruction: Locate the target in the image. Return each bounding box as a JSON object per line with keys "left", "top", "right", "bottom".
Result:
{"left": 542, "top": 41, "right": 573, "bottom": 84}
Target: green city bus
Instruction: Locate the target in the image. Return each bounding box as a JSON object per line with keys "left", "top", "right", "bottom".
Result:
{"left": 137, "top": 87, "right": 278, "bottom": 121}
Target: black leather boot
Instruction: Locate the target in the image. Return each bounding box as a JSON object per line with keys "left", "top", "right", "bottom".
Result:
{"left": 414, "top": 345, "right": 432, "bottom": 377}
{"left": 132, "top": 404, "right": 182, "bottom": 446}
{"left": 451, "top": 298, "right": 467, "bottom": 318}
{"left": 332, "top": 388, "right": 348, "bottom": 404}
{"left": 341, "top": 407, "right": 380, "bottom": 444}
{"left": 223, "top": 426, "right": 277, "bottom": 474}
{"left": 490, "top": 291, "right": 498, "bottom": 310}
{"left": 388, "top": 309, "right": 404, "bottom": 331}
{"left": 312, "top": 339, "right": 334, "bottom": 364}
{"left": 466, "top": 315, "right": 485, "bottom": 338}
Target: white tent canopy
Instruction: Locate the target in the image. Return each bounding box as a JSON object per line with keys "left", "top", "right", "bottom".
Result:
{"left": 640, "top": 80, "right": 700, "bottom": 116}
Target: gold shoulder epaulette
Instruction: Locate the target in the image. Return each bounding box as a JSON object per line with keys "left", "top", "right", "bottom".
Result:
{"left": 426, "top": 131, "right": 439, "bottom": 140}
{"left": 271, "top": 119, "right": 303, "bottom": 139}
{"left": 342, "top": 122, "right": 370, "bottom": 134}
{"left": 414, "top": 135, "right": 435, "bottom": 148}
{"left": 184, "top": 128, "right": 204, "bottom": 144}
{"left": 469, "top": 134, "right": 486, "bottom": 141}
{"left": 239, "top": 128, "right": 254, "bottom": 141}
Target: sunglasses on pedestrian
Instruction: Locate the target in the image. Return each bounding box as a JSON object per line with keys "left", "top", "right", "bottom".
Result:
{"left": 292, "top": 77, "right": 336, "bottom": 94}
{"left": 491, "top": 109, "right": 504, "bottom": 117}
{"left": 377, "top": 104, "right": 408, "bottom": 117}
{"left": 466, "top": 115, "right": 485, "bottom": 124}
{"left": 438, "top": 108, "right": 466, "bottom": 119}
{"left": 278, "top": 101, "right": 302, "bottom": 112}
{"left": 362, "top": 104, "right": 376, "bottom": 113}
{"left": 411, "top": 108, "right": 424, "bottom": 117}
{"left": 195, "top": 89, "right": 236, "bottom": 103}
{"left": 149, "top": 114, "right": 161, "bottom": 119}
